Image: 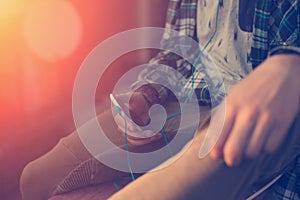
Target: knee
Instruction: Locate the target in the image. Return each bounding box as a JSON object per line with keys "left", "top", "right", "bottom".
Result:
{"left": 20, "top": 161, "right": 52, "bottom": 200}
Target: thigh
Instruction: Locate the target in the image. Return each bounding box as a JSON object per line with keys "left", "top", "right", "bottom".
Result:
{"left": 109, "top": 112, "right": 300, "bottom": 200}
{"left": 20, "top": 106, "right": 183, "bottom": 200}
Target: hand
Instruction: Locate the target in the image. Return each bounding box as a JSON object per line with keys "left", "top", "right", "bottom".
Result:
{"left": 210, "top": 54, "right": 300, "bottom": 166}
{"left": 113, "top": 91, "right": 162, "bottom": 146}
{"left": 128, "top": 91, "right": 151, "bottom": 126}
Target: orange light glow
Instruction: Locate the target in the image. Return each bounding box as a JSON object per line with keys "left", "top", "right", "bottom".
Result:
{"left": 0, "top": 0, "right": 28, "bottom": 17}
{"left": 22, "top": 0, "right": 82, "bottom": 62}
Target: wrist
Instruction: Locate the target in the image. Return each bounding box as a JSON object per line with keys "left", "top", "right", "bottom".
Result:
{"left": 269, "top": 54, "right": 300, "bottom": 95}
{"left": 268, "top": 46, "right": 300, "bottom": 83}
{"left": 279, "top": 54, "right": 300, "bottom": 83}
{"left": 148, "top": 84, "right": 169, "bottom": 103}
{"left": 135, "top": 85, "right": 161, "bottom": 106}
{"left": 268, "top": 46, "right": 300, "bottom": 79}
{"left": 269, "top": 46, "right": 300, "bottom": 57}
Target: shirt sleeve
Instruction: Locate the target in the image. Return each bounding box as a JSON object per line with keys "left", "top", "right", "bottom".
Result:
{"left": 132, "top": 39, "right": 195, "bottom": 104}
{"left": 132, "top": 0, "right": 225, "bottom": 105}
{"left": 132, "top": 0, "right": 197, "bottom": 103}
{"left": 268, "top": 0, "right": 300, "bottom": 53}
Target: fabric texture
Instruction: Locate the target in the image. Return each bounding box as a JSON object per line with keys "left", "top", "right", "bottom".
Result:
{"left": 109, "top": 113, "right": 300, "bottom": 200}
{"left": 251, "top": 0, "right": 300, "bottom": 68}
{"left": 137, "top": 0, "right": 300, "bottom": 199}
{"left": 196, "top": 0, "right": 253, "bottom": 94}
{"left": 136, "top": 0, "right": 300, "bottom": 104}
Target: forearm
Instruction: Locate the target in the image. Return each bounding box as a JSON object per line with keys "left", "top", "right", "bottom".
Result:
{"left": 267, "top": 54, "right": 300, "bottom": 97}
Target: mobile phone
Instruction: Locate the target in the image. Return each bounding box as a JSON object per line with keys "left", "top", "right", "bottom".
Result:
{"left": 110, "top": 93, "right": 143, "bottom": 131}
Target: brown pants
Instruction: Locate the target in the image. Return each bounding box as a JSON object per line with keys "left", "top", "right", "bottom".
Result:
{"left": 20, "top": 107, "right": 300, "bottom": 200}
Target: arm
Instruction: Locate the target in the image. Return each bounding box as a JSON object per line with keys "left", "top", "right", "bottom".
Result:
{"left": 116, "top": 0, "right": 199, "bottom": 146}
{"left": 210, "top": 53, "right": 300, "bottom": 166}
{"left": 210, "top": 0, "right": 300, "bottom": 166}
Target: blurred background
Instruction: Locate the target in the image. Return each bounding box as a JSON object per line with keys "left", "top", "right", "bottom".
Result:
{"left": 0, "top": 1, "right": 168, "bottom": 199}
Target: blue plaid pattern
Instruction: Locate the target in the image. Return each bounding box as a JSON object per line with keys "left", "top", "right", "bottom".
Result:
{"left": 250, "top": 0, "right": 272, "bottom": 67}
{"left": 266, "top": 156, "right": 300, "bottom": 199}
{"left": 139, "top": 0, "right": 300, "bottom": 100}
{"left": 137, "top": 0, "right": 300, "bottom": 199}
{"left": 251, "top": 0, "right": 300, "bottom": 68}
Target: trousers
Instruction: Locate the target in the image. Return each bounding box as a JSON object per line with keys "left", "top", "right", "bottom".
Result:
{"left": 20, "top": 104, "right": 300, "bottom": 200}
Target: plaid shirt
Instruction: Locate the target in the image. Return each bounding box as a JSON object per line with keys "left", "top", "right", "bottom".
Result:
{"left": 251, "top": 0, "right": 300, "bottom": 67}
{"left": 137, "top": 0, "right": 300, "bottom": 199}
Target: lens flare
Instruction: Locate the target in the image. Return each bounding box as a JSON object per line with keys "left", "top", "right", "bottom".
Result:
{"left": 22, "top": 0, "right": 82, "bottom": 62}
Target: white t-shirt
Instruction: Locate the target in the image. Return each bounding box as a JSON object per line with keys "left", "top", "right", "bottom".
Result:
{"left": 197, "top": 0, "right": 253, "bottom": 92}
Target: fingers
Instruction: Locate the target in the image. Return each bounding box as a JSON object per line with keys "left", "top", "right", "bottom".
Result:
{"left": 114, "top": 92, "right": 150, "bottom": 126}
{"left": 264, "top": 126, "right": 286, "bottom": 153}
{"left": 118, "top": 128, "right": 162, "bottom": 146}
{"left": 210, "top": 103, "right": 287, "bottom": 167}
{"left": 223, "top": 106, "right": 258, "bottom": 166}
{"left": 245, "top": 111, "right": 273, "bottom": 158}
{"left": 129, "top": 92, "right": 150, "bottom": 126}
{"left": 210, "top": 101, "right": 236, "bottom": 160}
{"left": 114, "top": 107, "right": 162, "bottom": 146}
{"left": 126, "top": 133, "right": 162, "bottom": 146}
{"left": 129, "top": 110, "right": 150, "bottom": 127}
{"left": 206, "top": 56, "right": 300, "bottom": 167}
